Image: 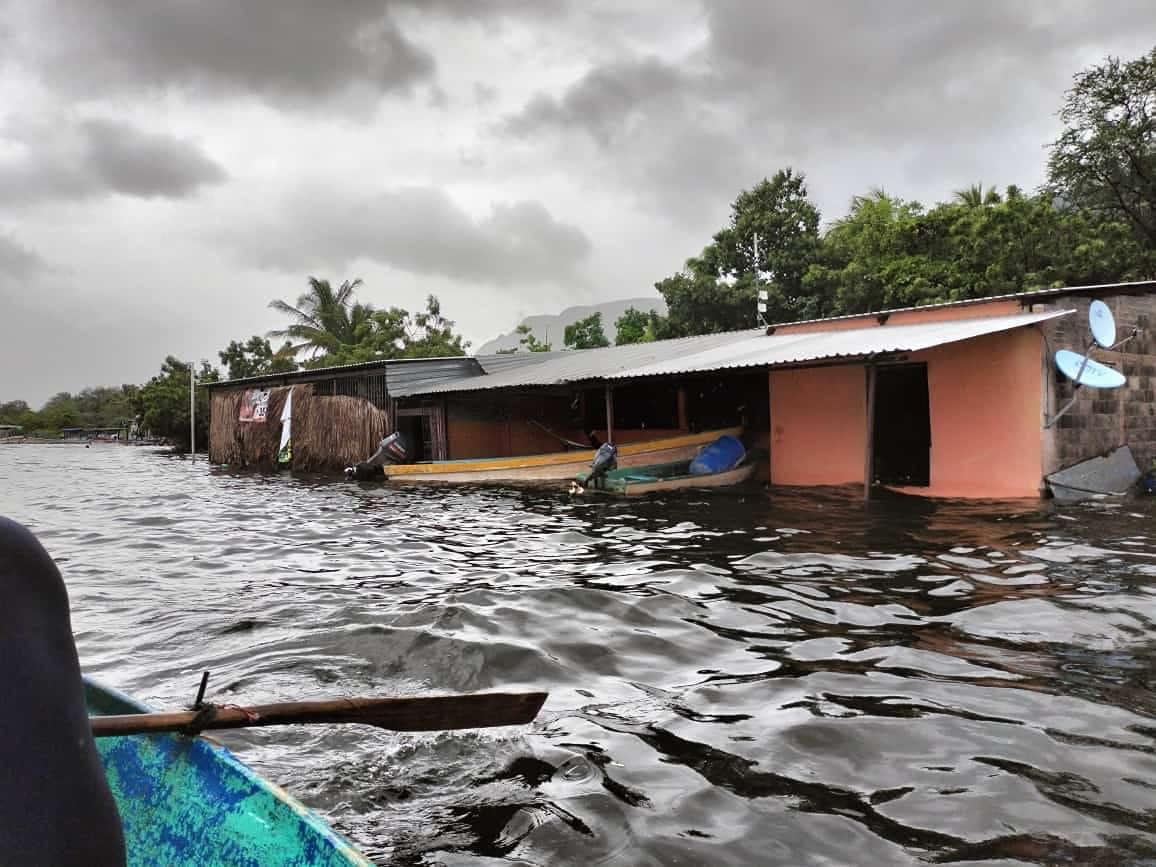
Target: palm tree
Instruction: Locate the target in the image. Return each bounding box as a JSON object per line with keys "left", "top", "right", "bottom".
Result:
{"left": 268, "top": 277, "right": 368, "bottom": 357}
{"left": 953, "top": 184, "right": 1002, "bottom": 207}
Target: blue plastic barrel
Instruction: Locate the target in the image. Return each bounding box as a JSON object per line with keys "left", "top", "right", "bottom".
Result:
{"left": 688, "top": 435, "right": 746, "bottom": 476}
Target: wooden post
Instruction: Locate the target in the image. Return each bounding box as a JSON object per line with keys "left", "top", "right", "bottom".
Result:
{"left": 677, "top": 385, "right": 688, "bottom": 430}
{"left": 605, "top": 384, "right": 615, "bottom": 445}
{"left": 863, "top": 363, "right": 877, "bottom": 501}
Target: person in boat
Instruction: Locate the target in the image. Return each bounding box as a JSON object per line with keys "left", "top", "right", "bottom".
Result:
{"left": 0, "top": 516, "right": 125, "bottom": 866}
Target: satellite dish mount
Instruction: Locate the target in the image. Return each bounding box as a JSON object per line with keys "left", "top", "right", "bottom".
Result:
{"left": 1045, "top": 300, "right": 1136, "bottom": 428}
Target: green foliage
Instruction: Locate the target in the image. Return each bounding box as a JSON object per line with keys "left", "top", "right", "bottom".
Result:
{"left": 805, "top": 186, "right": 1149, "bottom": 314}
{"left": 614, "top": 307, "right": 657, "bottom": 345}
{"left": 563, "top": 312, "right": 610, "bottom": 349}
{"left": 656, "top": 168, "right": 824, "bottom": 336}
{"left": 514, "top": 323, "right": 552, "bottom": 352}
{"left": 1047, "top": 47, "right": 1156, "bottom": 246}
{"left": 269, "top": 278, "right": 469, "bottom": 367}
{"left": 219, "top": 336, "right": 298, "bottom": 380}
{"left": 132, "top": 357, "right": 219, "bottom": 449}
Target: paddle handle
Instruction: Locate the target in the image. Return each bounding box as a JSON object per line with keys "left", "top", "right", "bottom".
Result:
{"left": 91, "top": 691, "right": 548, "bottom": 737}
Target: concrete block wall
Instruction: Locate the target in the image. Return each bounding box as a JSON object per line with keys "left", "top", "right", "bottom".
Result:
{"left": 1034, "top": 291, "right": 1156, "bottom": 476}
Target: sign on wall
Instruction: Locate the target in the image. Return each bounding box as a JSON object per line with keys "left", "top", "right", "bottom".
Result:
{"left": 238, "top": 389, "right": 271, "bottom": 423}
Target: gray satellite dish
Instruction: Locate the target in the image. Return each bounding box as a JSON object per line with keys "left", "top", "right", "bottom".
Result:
{"left": 1055, "top": 348, "right": 1125, "bottom": 389}
{"left": 1088, "top": 300, "right": 1116, "bottom": 349}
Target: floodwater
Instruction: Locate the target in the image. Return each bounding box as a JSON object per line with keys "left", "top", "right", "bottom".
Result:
{"left": 2, "top": 444, "right": 1156, "bottom": 866}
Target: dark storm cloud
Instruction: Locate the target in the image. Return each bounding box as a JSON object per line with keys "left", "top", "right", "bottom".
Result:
{"left": 0, "top": 117, "right": 226, "bottom": 204}
{"left": 242, "top": 186, "right": 592, "bottom": 286}
{"left": 5, "top": 0, "right": 435, "bottom": 104}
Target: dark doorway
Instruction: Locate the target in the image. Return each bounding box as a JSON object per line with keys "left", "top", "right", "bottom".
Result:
{"left": 872, "top": 364, "right": 931, "bottom": 486}
{"left": 397, "top": 414, "right": 431, "bottom": 462}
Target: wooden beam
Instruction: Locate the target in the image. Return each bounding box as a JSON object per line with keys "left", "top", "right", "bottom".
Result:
{"left": 864, "top": 363, "right": 877, "bottom": 501}
{"left": 677, "top": 385, "right": 688, "bottom": 430}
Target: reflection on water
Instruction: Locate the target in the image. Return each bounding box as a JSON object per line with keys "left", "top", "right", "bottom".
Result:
{"left": 2, "top": 445, "right": 1156, "bottom": 865}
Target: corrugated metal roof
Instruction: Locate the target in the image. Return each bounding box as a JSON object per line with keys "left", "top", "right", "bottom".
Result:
{"left": 612, "top": 309, "right": 1071, "bottom": 379}
{"left": 392, "top": 329, "right": 759, "bottom": 396}
{"left": 399, "top": 310, "right": 1070, "bottom": 396}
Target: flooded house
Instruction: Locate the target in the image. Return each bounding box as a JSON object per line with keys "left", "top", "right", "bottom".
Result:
{"left": 206, "top": 281, "right": 1156, "bottom": 499}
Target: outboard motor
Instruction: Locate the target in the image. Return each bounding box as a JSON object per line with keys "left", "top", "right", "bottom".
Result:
{"left": 345, "top": 431, "right": 410, "bottom": 481}
{"left": 579, "top": 442, "right": 618, "bottom": 491}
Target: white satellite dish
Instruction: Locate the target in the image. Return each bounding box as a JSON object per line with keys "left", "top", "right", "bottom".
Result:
{"left": 1055, "top": 349, "right": 1126, "bottom": 389}
{"left": 1088, "top": 300, "right": 1116, "bottom": 349}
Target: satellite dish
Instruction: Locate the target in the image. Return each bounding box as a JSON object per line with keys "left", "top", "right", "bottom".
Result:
{"left": 1088, "top": 300, "right": 1116, "bottom": 349}
{"left": 1055, "top": 349, "right": 1125, "bottom": 389}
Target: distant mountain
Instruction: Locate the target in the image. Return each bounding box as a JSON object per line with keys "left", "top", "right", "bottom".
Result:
{"left": 477, "top": 297, "right": 668, "bottom": 355}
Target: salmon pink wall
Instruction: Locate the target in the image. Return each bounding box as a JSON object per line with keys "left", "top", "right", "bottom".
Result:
{"left": 769, "top": 366, "right": 866, "bottom": 485}
{"left": 904, "top": 328, "right": 1044, "bottom": 498}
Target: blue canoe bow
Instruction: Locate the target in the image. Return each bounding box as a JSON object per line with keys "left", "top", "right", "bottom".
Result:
{"left": 86, "top": 678, "right": 371, "bottom": 867}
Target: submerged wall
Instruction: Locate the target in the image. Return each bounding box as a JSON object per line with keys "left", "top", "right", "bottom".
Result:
{"left": 909, "top": 327, "right": 1044, "bottom": 499}
{"left": 768, "top": 327, "right": 1045, "bottom": 498}
{"left": 769, "top": 366, "right": 867, "bottom": 486}
{"left": 208, "top": 386, "right": 387, "bottom": 472}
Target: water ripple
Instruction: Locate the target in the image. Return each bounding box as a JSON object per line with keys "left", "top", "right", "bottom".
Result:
{"left": 2, "top": 445, "right": 1156, "bottom": 865}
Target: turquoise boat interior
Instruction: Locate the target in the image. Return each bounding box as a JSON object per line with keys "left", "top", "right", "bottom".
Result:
{"left": 86, "top": 679, "right": 370, "bottom": 867}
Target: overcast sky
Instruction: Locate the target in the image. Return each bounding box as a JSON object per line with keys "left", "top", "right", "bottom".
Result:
{"left": 1, "top": 1, "right": 1153, "bottom": 405}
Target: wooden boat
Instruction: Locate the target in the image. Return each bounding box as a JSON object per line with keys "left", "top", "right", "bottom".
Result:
{"left": 86, "top": 678, "right": 371, "bottom": 867}
{"left": 577, "top": 452, "right": 765, "bottom": 496}
{"left": 382, "top": 427, "right": 743, "bottom": 483}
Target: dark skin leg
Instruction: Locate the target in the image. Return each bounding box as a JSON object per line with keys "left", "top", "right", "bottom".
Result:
{"left": 0, "top": 517, "right": 125, "bottom": 866}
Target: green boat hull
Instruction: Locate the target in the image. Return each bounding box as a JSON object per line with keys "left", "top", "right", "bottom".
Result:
{"left": 86, "top": 679, "right": 371, "bottom": 867}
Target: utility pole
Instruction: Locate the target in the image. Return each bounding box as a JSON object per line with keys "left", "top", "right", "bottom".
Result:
{"left": 189, "top": 363, "right": 196, "bottom": 462}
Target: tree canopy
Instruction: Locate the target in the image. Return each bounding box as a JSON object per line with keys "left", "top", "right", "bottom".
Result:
{"left": 564, "top": 312, "right": 610, "bottom": 349}
{"left": 614, "top": 307, "right": 657, "bottom": 345}
{"left": 264, "top": 277, "right": 470, "bottom": 368}
{"left": 1047, "top": 47, "right": 1156, "bottom": 247}
{"left": 219, "top": 336, "right": 298, "bottom": 380}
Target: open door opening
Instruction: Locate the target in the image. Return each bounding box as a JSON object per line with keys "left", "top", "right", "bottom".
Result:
{"left": 872, "top": 363, "right": 931, "bottom": 486}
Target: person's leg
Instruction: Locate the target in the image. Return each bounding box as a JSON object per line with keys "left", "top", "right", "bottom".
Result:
{"left": 0, "top": 517, "right": 125, "bottom": 866}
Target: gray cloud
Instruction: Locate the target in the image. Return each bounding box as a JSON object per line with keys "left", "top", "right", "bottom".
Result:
{"left": 0, "top": 234, "right": 46, "bottom": 278}
{"left": 504, "top": 58, "right": 693, "bottom": 146}
{"left": 0, "top": 117, "right": 226, "bottom": 204}
{"left": 3, "top": 0, "right": 436, "bottom": 105}
{"left": 501, "top": 1, "right": 1156, "bottom": 220}
{"left": 240, "top": 185, "right": 592, "bottom": 286}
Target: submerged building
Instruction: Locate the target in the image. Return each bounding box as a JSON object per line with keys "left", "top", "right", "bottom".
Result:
{"left": 206, "top": 281, "right": 1156, "bottom": 499}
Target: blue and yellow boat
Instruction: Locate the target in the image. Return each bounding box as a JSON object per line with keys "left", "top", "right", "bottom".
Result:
{"left": 86, "top": 679, "right": 371, "bottom": 867}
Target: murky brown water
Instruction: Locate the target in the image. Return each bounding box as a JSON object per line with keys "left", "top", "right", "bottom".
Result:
{"left": 2, "top": 444, "right": 1156, "bottom": 865}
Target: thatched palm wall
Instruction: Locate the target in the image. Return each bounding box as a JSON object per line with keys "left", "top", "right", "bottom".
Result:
{"left": 209, "top": 385, "right": 387, "bottom": 471}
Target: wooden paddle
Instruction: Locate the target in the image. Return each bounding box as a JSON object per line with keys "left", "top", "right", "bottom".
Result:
{"left": 91, "top": 691, "right": 549, "bottom": 737}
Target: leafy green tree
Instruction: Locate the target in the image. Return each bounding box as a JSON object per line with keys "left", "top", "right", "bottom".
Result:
{"left": 614, "top": 307, "right": 656, "bottom": 345}
{"left": 132, "top": 357, "right": 219, "bottom": 448}
{"left": 399, "top": 295, "right": 471, "bottom": 358}
{"left": 564, "top": 312, "right": 610, "bottom": 349}
{"left": 1047, "top": 47, "right": 1156, "bottom": 246}
{"left": 219, "top": 336, "right": 298, "bottom": 379}
{"left": 656, "top": 169, "right": 823, "bottom": 335}
{"left": 0, "top": 400, "right": 29, "bottom": 424}
{"left": 515, "top": 323, "right": 552, "bottom": 352}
